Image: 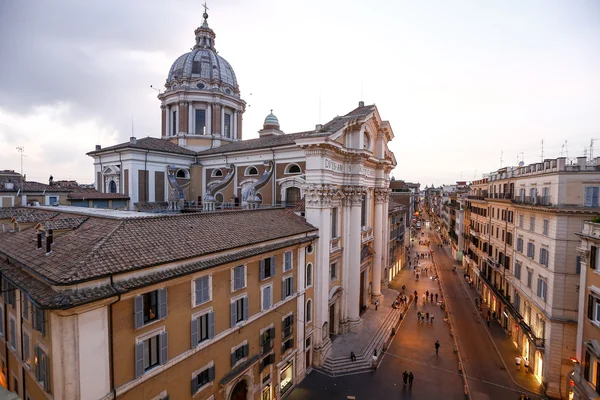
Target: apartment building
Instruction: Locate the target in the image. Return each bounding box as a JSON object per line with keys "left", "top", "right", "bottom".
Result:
{"left": 0, "top": 206, "right": 318, "bottom": 400}
{"left": 573, "top": 220, "right": 600, "bottom": 399}
{"left": 387, "top": 200, "right": 407, "bottom": 282}
{"left": 464, "top": 157, "right": 600, "bottom": 399}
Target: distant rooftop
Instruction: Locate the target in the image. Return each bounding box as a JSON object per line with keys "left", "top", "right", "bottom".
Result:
{"left": 31, "top": 205, "right": 155, "bottom": 219}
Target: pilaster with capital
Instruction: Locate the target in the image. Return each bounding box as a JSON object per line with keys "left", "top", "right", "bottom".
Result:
{"left": 303, "top": 184, "right": 338, "bottom": 208}
{"left": 374, "top": 188, "right": 391, "bottom": 204}
{"left": 577, "top": 247, "right": 590, "bottom": 265}
{"left": 342, "top": 185, "right": 367, "bottom": 207}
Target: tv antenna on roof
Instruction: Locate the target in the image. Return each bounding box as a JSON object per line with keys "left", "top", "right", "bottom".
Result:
{"left": 16, "top": 146, "right": 27, "bottom": 178}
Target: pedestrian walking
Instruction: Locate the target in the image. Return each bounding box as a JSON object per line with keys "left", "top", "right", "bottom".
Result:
{"left": 414, "top": 290, "right": 418, "bottom": 298}
{"left": 524, "top": 357, "right": 530, "bottom": 373}
{"left": 416, "top": 273, "right": 419, "bottom": 281}
{"left": 435, "top": 293, "right": 439, "bottom": 302}
{"left": 430, "top": 315, "right": 434, "bottom": 323}
{"left": 350, "top": 351, "right": 356, "bottom": 362}
{"left": 487, "top": 310, "right": 491, "bottom": 318}
{"left": 435, "top": 340, "right": 440, "bottom": 355}
{"left": 422, "top": 293, "right": 426, "bottom": 303}
{"left": 515, "top": 355, "right": 522, "bottom": 371}
{"left": 426, "top": 290, "right": 429, "bottom": 299}
{"left": 426, "top": 312, "right": 430, "bottom": 322}
{"left": 417, "top": 310, "right": 421, "bottom": 321}
{"left": 408, "top": 372, "right": 414, "bottom": 387}
{"left": 402, "top": 370, "right": 409, "bottom": 386}
{"left": 430, "top": 293, "right": 434, "bottom": 302}
{"left": 375, "top": 299, "right": 380, "bottom": 311}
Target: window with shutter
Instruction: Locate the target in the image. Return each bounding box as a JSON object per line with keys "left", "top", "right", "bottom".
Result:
{"left": 260, "top": 259, "right": 266, "bottom": 280}
{"left": 243, "top": 296, "right": 249, "bottom": 321}
{"left": 22, "top": 298, "right": 29, "bottom": 321}
{"left": 589, "top": 295, "right": 595, "bottom": 320}
{"left": 134, "top": 295, "right": 144, "bottom": 329}
{"left": 592, "top": 247, "right": 597, "bottom": 270}
{"left": 158, "top": 288, "right": 168, "bottom": 319}
{"left": 192, "top": 365, "right": 214, "bottom": 394}
{"left": 262, "top": 285, "right": 272, "bottom": 311}
{"left": 230, "top": 302, "right": 237, "bottom": 328}
{"left": 135, "top": 341, "right": 145, "bottom": 377}
{"left": 284, "top": 252, "right": 292, "bottom": 272}
{"left": 159, "top": 332, "right": 168, "bottom": 365}
{"left": 194, "top": 276, "right": 211, "bottom": 306}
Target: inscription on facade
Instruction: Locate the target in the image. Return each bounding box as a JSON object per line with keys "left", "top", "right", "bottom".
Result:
{"left": 324, "top": 159, "right": 375, "bottom": 178}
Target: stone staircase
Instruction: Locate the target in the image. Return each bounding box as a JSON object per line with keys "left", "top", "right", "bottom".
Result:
{"left": 318, "top": 305, "right": 404, "bottom": 376}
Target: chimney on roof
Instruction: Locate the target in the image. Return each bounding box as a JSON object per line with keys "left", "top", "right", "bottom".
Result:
{"left": 95, "top": 144, "right": 101, "bottom": 151}
{"left": 359, "top": 101, "right": 365, "bottom": 107}
{"left": 130, "top": 136, "right": 137, "bottom": 145}
{"left": 315, "top": 124, "right": 323, "bottom": 132}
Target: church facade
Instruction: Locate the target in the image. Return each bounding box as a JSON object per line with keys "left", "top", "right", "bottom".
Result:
{"left": 87, "top": 11, "right": 397, "bottom": 369}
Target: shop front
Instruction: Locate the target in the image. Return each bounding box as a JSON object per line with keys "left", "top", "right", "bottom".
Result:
{"left": 279, "top": 360, "right": 294, "bottom": 397}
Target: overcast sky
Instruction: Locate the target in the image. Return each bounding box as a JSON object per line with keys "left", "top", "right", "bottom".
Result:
{"left": 1, "top": 0, "right": 599, "bottom": 187}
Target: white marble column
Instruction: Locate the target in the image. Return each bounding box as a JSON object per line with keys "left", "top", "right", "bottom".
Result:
{"left": 221, "top": 107, "right": 225, "bottom": 137}
{"left": 303, "top": 184, "right": 336, "bottom": 365}
{"left": 344, "top": 185, "right": 366, "bottom": 333}
{"left": 372, "top": 189, "right": 386, "bottom": 299}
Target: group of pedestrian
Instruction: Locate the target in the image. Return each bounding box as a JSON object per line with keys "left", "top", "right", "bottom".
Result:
{"left": 417, "top": 310, "right": 434, "bottom": 323}
{"left": 402, "top": 370, "right": 414, "bottom": 387}
{"left": 393, "top": 294, "right": 408, "bottom": 309}
{"left": 518, "top": 394, "right": 532, "bottom": 400}
{"left": 515, "top": 355, "right": 530, "bottom": 373}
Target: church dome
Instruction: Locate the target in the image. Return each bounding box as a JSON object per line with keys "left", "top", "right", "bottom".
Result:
{"left": 263, "top": 110, "right": 280, "bottom": 129}
{"left": 165, "top": 11, "right": 239, "bottom": 96}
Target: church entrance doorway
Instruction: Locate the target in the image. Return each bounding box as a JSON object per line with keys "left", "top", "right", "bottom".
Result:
{"left": 230, "top": 379, "right": 248, "bottom": 400}
{"left": 359, "top": 271, "right": 366, "bottom": 314}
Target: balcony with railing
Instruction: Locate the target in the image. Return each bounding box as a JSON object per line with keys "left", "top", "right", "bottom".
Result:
{"left": 486, "top": 192, "right": 514, "bottom": 200}
{"left": 330, "top": 237, "right": 341, "bottom": 253}
{"left": 361, "top": 228, "right": 373, "bottom": 243}
{"left": 512, "top": 195, "right": 552, "bottom": 206}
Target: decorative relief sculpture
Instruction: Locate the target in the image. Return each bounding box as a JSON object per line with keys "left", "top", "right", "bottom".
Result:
{"left": 342, "top": 185, "right": 367, "bottom": 206}
{"left": 374, "top": 188, "right": 391, "bottom": 203}
{"left": 303, "top": 184, "right": 338, "bottom": 208}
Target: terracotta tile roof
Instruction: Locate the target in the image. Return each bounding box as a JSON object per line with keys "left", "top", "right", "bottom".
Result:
{"left": 39, "top": 217, "right": 89, "bottom": 231}
{"left": 0, "top": 208, "right": 317, "bottom": 285}
{"left": 197, "top": 130, "right": 314, "bottom": 155}
{"left": 87, "top": 137, "right": 196, "bottom": 156}
{"left": 0, "top": 180, "right": 67, "bottom": 193}
{"left": 12, "top": 212, "right": 59, "bottom": 223}
{"left": 113, "top": 236, "right": 314, "bottom": 293}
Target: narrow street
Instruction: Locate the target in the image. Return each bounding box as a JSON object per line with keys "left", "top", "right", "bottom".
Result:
{"left": 425, "top": 221, "right": 544, "bottom": 400}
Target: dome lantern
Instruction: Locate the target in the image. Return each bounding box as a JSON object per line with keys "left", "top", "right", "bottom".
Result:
{"left": 259, "top": 110, "right": 284, "bottom": 138}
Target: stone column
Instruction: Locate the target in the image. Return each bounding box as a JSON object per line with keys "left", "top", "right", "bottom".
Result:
{"left": 343, "top": 185, "right": 367, "bottom": 333}
{"left": 372, "top": 188, "right": 390, "bottom": 299}
{"left": 160, "top": 105, "right": 166, "bottom": 136}
{"left": 233, "top": 110, "right": 238, "bottom": 140}
{"left": 206, "top": 104, "right": 212, "bottom": 136}
{"left": 303, "top": 183, "right": 336, "bottom": 365}
{"left": 221, "top": 106, "right": 225, "bottom": 137}
{"left": 188, "top": 103, "right": 194, "bottom": 134}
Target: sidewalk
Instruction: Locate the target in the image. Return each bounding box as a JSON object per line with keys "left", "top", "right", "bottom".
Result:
{"left": 463, "top": 276, "right": 544, "bottom": 396}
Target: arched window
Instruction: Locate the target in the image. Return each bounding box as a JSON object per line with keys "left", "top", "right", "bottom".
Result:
{"left": 285, "top": 163, "right": 302, "bottom": 174}
{"left": 285, "top": 187, "right": 301, "bottom": 206}
{"left": 211, "top": 169, "right": 223, "bottom": 178}
{"left": 108, "top": 180, "right": 117, "bottom": 193}
{"left": 245, "top": 166, "right": 259, "bottom": 176}
{"left": 306, "top": 263, "right": 313, "bottom": 287}
{"left": 306, "top": 299, "right": 312, "bottom": 323}
{"left": 176, "top": 169, "right": 188, "bottom": 179}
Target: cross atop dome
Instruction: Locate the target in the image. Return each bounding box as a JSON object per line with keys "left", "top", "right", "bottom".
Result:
{"left": 194, "top": 2, "right": 216, "bottom": 50}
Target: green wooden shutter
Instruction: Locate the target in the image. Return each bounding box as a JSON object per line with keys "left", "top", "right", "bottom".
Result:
{"left": 158, "top": 288, "right": 168, "bottom": 319}
{"left": 135, "top": 341, "right": 144, "bottom": 377}
{"left": 208, "top": 311, "right": 215, "bottom": 339}
{"left": 191, "top": 317, "right": 198, "bottom": 348}
{"left": 260, "top": 259, "right": 265, "bottom": 280}
{"left": 134, "top": 295, "right": 144, "bottom": 329}
{"left": 191, "top": 376, "right": 198, "bottom": 394}
{"left": 159, "top": 332, "right": 169, "bottom": 365}
{"left": 230, "top": 302, "right": 237, "bottom": 327}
